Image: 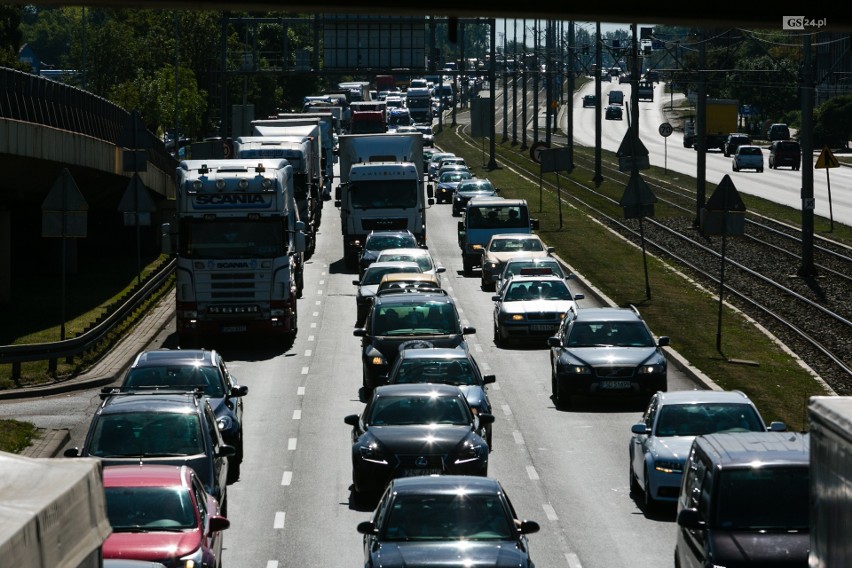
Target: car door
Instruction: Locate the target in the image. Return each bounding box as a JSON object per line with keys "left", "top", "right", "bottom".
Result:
{"left": 203, "top": 402, "right": 230, "bottom": 495}
{"left": 631, "top": 394, "right": 659, "bottom": 485}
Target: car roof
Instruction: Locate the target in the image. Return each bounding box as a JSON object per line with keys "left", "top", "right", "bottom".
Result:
{"left": 131, "top": 349, "right": 217, "bottom": 368}
{"left": 504, "top": 256, "right": 560, "bottom": 266}
{"left": 380, "top": 272, "right": 439, "bottom": 284}
{"left": 102, "top": 464, "right": 189, "bottom": 488}
{"left": 694, "top": 432, "right": 809, "bottom": 467}
{"left": 571, "top": 307, "right": 642, "bottom": 322}
{"left": 505, "top": 274, "right": 566, "bottom": 284}
{"left": 389, "top": 474, "right": 503, "bottom": 495}
{"left": 373, "top": 382, "right": 465, "bottom": 397}
{"left": 99, "top": 391, "right": 205, "bottom": 415}
{"left": 374, "top": 288, "right": 451, "bottom": 305}
{"left": 397, "top": 347, "right": 472, "bottom": 361}
{"left": 468, "top": 197, "right": 518, "bottom": 206}
{"left": 364, "top": 260, "right": 421, "bottom": 271}
{"left": 366, "top": 229, "right": 415, "bottom": 238}
{"left": 654, "top": 390, "right": 753, "bottom": 405}
{"left": 489, "top": 233, "right": 540, "bottom": 241}
{"left": 377, "top": 247, "right": 431, "bottom": 257}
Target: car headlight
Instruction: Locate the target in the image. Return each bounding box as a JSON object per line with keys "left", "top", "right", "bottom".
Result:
{"left": 559, "top": 362, "right": 592, "bottom": 375}
{"left": 638, "top": 363, "right": 665, "bottom": 374}
{"left": 510, "top": 314, "right": 524, "bottom": 321}
{"left": 453, "top": 439, "right": 486, "bottom": 464}
{"left": 484, "top": 261, "right": 499, "bottom": 270}
{"left": 216, "top": 416, "right": 233, "bottom": 432}
{"left": 180, "top": 546, "right": 203, "bottom": 567}
{"left": 358, "top": 442, "right": 388, "bottom": 464}
{"left": 654, "top": 460, "right": 683, "bottom": 474}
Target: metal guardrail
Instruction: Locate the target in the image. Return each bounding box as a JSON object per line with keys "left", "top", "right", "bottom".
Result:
{"left": 0, "top": 259, "right": 176, "bottom": 380}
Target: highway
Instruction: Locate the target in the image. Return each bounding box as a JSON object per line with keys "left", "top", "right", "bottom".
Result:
{"left": 2, "top": 157, "right": 711, "bottom": 567}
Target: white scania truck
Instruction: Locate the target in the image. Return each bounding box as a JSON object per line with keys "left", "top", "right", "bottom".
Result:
{"left": 335, "top": 132, "right": 431, "bottom": 269}
{"left": 170, "top": 159, "right": 306, "bottom": 345}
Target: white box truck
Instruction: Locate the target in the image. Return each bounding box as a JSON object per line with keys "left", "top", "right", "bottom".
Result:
{"left": 335, "top": 132, "right": 431, "bottom": 268}
{"left": 808, "top": 395, "right": 852, "bottom": 568}
{"left": 170, "top": 159, "right": 306, "bottom": 345}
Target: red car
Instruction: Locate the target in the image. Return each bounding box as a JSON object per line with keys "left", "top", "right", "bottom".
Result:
{"left": 102, "top": 464, "right": 230, "bottom": 568}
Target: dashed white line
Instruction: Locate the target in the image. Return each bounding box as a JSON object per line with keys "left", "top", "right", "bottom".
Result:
{"left": 297, "top": 386, "right": 305, "bottom": 396}
{"left": 319, "top": 280, "right": 325, "bottom": 285}
{"left": 473, "top": 343, "right": 483, "bottom": 353}
{"left": 288, "top": 438, "right": 297, "bottom": 450}
{"left": 308, "top": 335, "right": 315, "bottom": 342}
{"left": 542, "top": 503, "right": 558, "bottom": 521}
{"left": 526, "top": 465, "right": 540, "bottom": 480}
{"left": 513, "top": 431, "right": 525, "bottom": 445}
{"left": 315, "top": 300, "right": 321, "bottom": 305}
{"left": 565, "top": 552, "right": 583, "bottom": 568}
{"left": 310, "top": 322, "right": 317, "bottom": 328}
{"left": 316, "top": 289, "right": 323, "bottom": 295}
{"left": 312, "top": 312, "right": 319, "bottom": 317}
{"left": 304, "top": 349, "right": 312, "bottom": 357}
{"left": 266, "top": 561, "right": 279, "bottom": 568}
{"left": 292, "top": 409, "right": 301, "bottom": 420}
{"left": 301, "top": 366, "right": 309, "bottom": 375}
{"left": 273, "top": 511, "right": 286, "bottom": 529}
{"left": 501, "top": 404, "right": 512, "bottom": 416}
{"left": 281, "top": 471, "right": 292, "bottom": 486}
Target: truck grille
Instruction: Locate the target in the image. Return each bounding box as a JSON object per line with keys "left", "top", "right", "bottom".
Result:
{"left": 594, "top": 366, "right": 636, "bottom": 379}
{"left": 362, "top": 218, "right": 408, "bottom": 231}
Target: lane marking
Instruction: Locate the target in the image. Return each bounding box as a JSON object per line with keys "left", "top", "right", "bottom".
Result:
{"left": 501, "top": 404, "right": 512, "bottom": 416}
{"left": 292, "top": 409, "right": 301, "bottom": 420}
{"left": 301, "top": 367, "right": 309, "bottom": 375}
{"left": 274, "top": 511, "right": 286, "bottom": 529}
{"left": 308, "top": 335, "right": 315, "bottom": 341}
{"left": 304, "top": 350, "right": 312, "bottom": 357}
{"left": 542, "top": 503, "right": 558, "bottom": 521}
{"left": 297, "top": 386, "right": 305, "bottom": 396}
{"left": 288, "top": 438, "right": 297, "bottom": 450}
{"left": 281, "top": 471, "right": 292, "bottom": 486}
{"left": 513, "top": 431, "right": 525, "bottom": 445}
{"left": 526, "top": 465, "right": 540, "bottom": 480}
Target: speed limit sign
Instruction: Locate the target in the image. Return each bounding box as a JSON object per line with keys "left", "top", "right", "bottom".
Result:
{"left": 658, "top": 122, "right": 673, "bottom": 137}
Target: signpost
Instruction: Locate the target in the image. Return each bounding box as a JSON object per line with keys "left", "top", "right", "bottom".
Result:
{"left": 530, "top": 141, "right": 550, "bottom": 211}
{"left": 540, "top": 147, "right": 573, "bottom": 228}
{"left": 815, "top": 145, "right": 839, "bottom": 231}
{"left": 658, "top": 122, "right": 673, "bottom": 174}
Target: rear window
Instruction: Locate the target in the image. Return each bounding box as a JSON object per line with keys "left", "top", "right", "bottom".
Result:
{"left": 776, "top": 142, "right": 800, "bottom": 152}
{"left": 739, "top": 147, "right": 761, "bottom": 156}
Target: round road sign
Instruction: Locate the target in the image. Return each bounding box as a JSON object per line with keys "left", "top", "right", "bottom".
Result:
{"left": 658, "top": 122, "right": 673, "bottom": 137}
{"left": 530, "top": 141, "right": 550, "bottom": 164}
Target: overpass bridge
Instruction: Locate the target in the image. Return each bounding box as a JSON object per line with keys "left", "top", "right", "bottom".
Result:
{"left": 0, "top": 67, "right": 178, "bottom": 305}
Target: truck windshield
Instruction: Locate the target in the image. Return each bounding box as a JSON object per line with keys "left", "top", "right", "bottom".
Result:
{"left": 180, "top": 219, "right": 288, "bottom": 259}
{"left": 350, "top": 181, "right": 418, "bottom": 209}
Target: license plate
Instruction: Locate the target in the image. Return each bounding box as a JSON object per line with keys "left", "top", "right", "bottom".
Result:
{"left": 599, "top": 380, "right": 631, "bottom": 390}
{"left": 221, "top": 325, "right": 247, "bottom": 333}
{"left": 530, "top": 324, "right": 556, "bottom": 332}
{"left": 402, "top": 468, "right": 442, "bottom": 477}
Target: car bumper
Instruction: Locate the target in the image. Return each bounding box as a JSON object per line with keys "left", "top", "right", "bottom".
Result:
{"left": 555, "top": 372, "right": 667, "bottom": 397}
{"left": 498, "top": 320, "right": 561, "bottom": 340}
{"left": 352, "top": 455, "right": 488, "bottom": 494}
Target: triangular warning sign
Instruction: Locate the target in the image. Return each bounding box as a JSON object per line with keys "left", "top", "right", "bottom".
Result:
{"left": 815, "top": 145, "right": 839, "bottom": 169}
{"left": 706, "top": 175, "right": 747, "bottom": 212}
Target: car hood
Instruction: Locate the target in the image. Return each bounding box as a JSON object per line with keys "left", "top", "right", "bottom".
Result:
{"left": 562, "top": 346, "right": 658, "bottom": 366}
{"left": 437, "top": 182, "right": 462, "bottom": 190}
{"left": 457, "top": 385, "right": 488, "bottom": 411}
{"left": 487, "top": 251, "right": 548, "bottom": 263}
{"left": 373, "top": 540, "right": 529, "bottom": 567}
{"left": 500, "top": 299, "right": 576, "bottom": 315}
{"left": 368, "top": 425, "right": 475, "bottom": 450}
{"left": 708, "top": 530, "right": 808, "bottom": 565}
{"left": 456, "top": 191, "right": 495, "bottom": 199}
{"left": 104, "top": 530, "right": 202, "bottom": 561}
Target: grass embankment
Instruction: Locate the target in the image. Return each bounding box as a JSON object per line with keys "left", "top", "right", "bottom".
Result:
{"left": 434, "top": 125, "right": 850, "bottom": 431}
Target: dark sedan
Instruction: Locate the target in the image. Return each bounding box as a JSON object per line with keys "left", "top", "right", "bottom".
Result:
{"left": 356, "top": 475, "right": 540, "bottom": 568}
{"left": 344, "top": 383, "right": 493, "bottom": 500}
{"left": 384, "top": 347, "right": 496, "bottom": 449}
{"left": 452, "top": 178, "right": 498, "bottom": 217}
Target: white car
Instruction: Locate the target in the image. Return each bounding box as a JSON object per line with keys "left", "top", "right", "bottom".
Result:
{"left": 732, "top": 145, "right": 764, "bottom": 172}
{"left": 491, "top": 274, "right": 583, "bottom": 346}
{"left": 374, "top": 248, "right": 446, "bottom": 286}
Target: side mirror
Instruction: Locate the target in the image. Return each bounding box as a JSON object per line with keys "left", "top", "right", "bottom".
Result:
{"left": 657, "top": 336, "right": 670, "bottom": 347}
{"left": 353, "top": 328, "right": 367, "bottom": 337}
{"left": 676, "top": 508, "right": 703, "bottom": 529}
{"left": 483, "top": 374, "right": 496, "bottom": 385}
{"left": 631, "top": 423, "right": 649, "bottom": 435}
{"left": 356, "top": 521, "right": 378, "bottom": 535}
{"left": 491, "top": 295, "right": 501, "bottom": 302}
{"left": 63, "top": 447, "right": 81, "bottom": 458}
{"left": 462, "top": 326, "right": 476, "bottom": 335}
{"left": 768, "top": 421, "right": 787, "bottom": 432}
{"left": 518, "top": 520, "right": 541, "bottom": 535}
{"left": 547, "top": 336, "right": 561, "bottom": 348}
{"left": 208, "top": 515, "right": 231, "bottom": 533}
{"left": 344, "top": 414, "right": 360, "bottom": 427}
{"left": 530, "top": 218, "right": 540, "bottom": 230}
{"left": 230, "top": 385, "right": 249, "bottom": 397}
{"left": 217, "top": 444, "right": 237, "bottom": 458}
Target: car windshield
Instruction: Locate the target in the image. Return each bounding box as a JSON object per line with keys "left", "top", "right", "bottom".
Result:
{"left": 123, "top": 366, "right": 225, "bottom": 398}
{"left": 504, "top": 280, "right": 571, "bottom": 301}
{"left": 466, "top": 206, "right": 529, "bottom": 229}
{"left": 653, "top": 403, "right": 764, "bottom": 437}
{"left": 350, "top": 181, "right": 418, "bottom": 209}
{"left": 373, "top": 304, "right": 459, "bottom": 335}
{"left": 714, "top": 467, "right": 809, "bottom": 530}
{"left": 90, "top": 412, "right": 204, "bottom": 458}
{"left": 362, "top": 265, "right": 421, "bottom": 285}
{"left": 368, "top": 394, "right": 470, "bottom": 426}
{"left": 440, "top": 172, "right": 471, "bottom": 183}
{"left": 365, "top": 234, "right": 417, "bottom": 251}
{"left": 458, "top": 182, "right": 494, "bottom": 193}
{"left": 382, "top": 493, "right": 514, "bottom": 540}
{"left": 392, "top": 359, "right": 478, "bottom": 386}
{"left": 489, "top": 238, "right": 543, "bottom": 253}
{"left": 105, "top": 486, "right": 196, "bottom": 530}
{"left": 504, "top": 260, "right": 563, "bottom": 280}
{"left": 566, "top": 321, "right": 654, "bottom": 347}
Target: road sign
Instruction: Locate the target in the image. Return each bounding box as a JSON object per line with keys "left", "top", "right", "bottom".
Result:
{"left": 658, "top": 122, "right": 673, "bottom": 137}
{"left": 616, "top": 129, "right": 650, "bottom": 172}
{"left": 42, "top": 168, "right": 88, "bottom": 238}
{"left": 530, "top": 141, "right": 549, "bottom": 164}
{"left": 815, "top": 145, "right": 839, "bottom": 169}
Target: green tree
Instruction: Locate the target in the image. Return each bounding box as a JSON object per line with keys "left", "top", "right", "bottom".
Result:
{"left": 814, "top": 94, "right": 852, "bottom": 149}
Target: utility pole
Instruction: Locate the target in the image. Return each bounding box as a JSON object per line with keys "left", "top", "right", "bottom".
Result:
{"left": 799, "top": 33, "right": 816, "bottom": 277}
{"left": 521, "top": 20, "right": 528, "bottom": 150}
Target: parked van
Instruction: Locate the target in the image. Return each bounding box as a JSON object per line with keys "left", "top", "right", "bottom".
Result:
{"left": 458, "top": 197, "right": 538, "bottom": 275}
{"left": 675, "top": 431, "right": 809, "bottom": 568}
{"left": 767, "top": 122, "right": 791, "bottom": 141}
{"left": 769, "top": 139, "right": 801, "bottom": 170}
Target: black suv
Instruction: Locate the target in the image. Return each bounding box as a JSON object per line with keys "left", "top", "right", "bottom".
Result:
{"left": 548, "top": 306, "right": 669, "bottom": 409}
{"left": 118, "top": 348, "right": 248, "bottom": 482}
{"left": 64, "top": 390, "right": 235, "bottom": 514}
{"left": 675, "top": 431, "right": 809, "bottom": 567}
{"left": 723, "top": 133, "right": 751, "bottom": 157}
{"left": 357, "top": 230, "right": 419, "bottom": 277}
{"left": 354, "top": 288, "right": 476, "bottom": 394}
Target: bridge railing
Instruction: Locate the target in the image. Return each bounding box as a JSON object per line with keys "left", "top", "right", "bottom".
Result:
{"left": 0, "top": 67, "right": 177, "bottom": 174}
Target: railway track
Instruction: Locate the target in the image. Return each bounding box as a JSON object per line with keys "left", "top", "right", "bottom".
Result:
{"left": 449, "top": 123, "right": 852, "bottom": 395}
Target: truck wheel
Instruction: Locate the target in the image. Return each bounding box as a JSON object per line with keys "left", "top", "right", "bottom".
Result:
{"left": 462, "top": 256, "right": 473, "bottom": 276}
